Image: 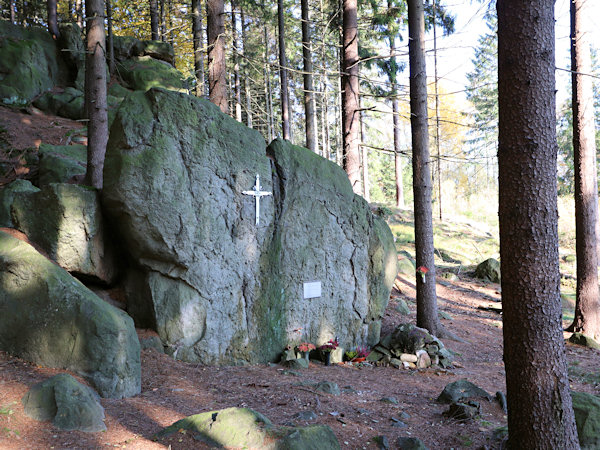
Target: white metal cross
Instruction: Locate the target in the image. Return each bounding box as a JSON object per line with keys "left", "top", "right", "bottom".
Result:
{"left": 242, "top": 174, "right": 272, "bottom": 226}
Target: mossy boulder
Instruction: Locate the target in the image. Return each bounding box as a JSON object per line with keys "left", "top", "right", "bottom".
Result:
{"left": 116, "top": 56, "right": 185, "bottom": 92}
{"left": 11, "top": 183, "right": 117, "bottom": 283}
{"left": 572, "top": 391, "right": 600, "bottom": 449}
{"left": 22, "top": 373, "right": 106, "bottom": 432}
{"left": 398, "top": 250, "right": 416, "bottom": 275}
{"left": 56, "top": 23, "right": 85, "bottom": 89}
{"left": 0, "top": 20, "right": 67, "bottom": 102}
{"left": 0, "top": 179, "right": 40, "bottom": 227}
{"left": 102, "top": 88, "right": 396, "bottom": 364}
{"left": 0, "top": 230, "right": 141, "bottom": 398}
{"left": 155, "top": 407, "right": 340, "bottom": 449}
{"left": 33, "top": 87, "right": 84, "bottom": 119}
{"left": 475, "top": 257, "right": 500, "bottom": 283}
{"left": 37, "top": 143, "right": 87, "bottom": 186}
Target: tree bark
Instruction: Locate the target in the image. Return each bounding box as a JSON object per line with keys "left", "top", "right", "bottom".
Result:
{"left": 206, "top": 0, "right": 228, "bottom": 113}
{"left": 106, "top": 0, "right": 115, "bottom": 74}
{"left": 497, "top": 0, "right": 580, "bottom": 447}
{"left": 301, "top": 0, "right": 317, "bottom": 152}
{"left": 277, "top": 0, "right": 290, "bottom": 139}
{"left": 241, "top": 7, "right": 252, "bottom": 128}
{"left": 408, "top": 0, "right": 439, "bottom": 336}
{"left": 149, "top": 0, "right": 159, "bottom": 40}
{"left": 359, "top": 96, "right": 369, "bottom": 201}
{"left": 231, "top": 0, "right": 242, "bottom": 122}
{"left": 84, "top": 0, "right": 108, "bottom": 190}
{"left": 160, "top": 0, "right": 166, "bottom": 41}
{"left": 9, "top": 0, "right": 15, "bottom": 23}
{"left": 47, "top": 0, "right": 60, "bottom": 39}
{"left": 76, "top": 0, "right": 83, "bottom": 28}
{"left": 392, "top": 95, "right": 404, "bottom": 209}
{"left": 341, "top": 0, "right": 360, "bottom": 192}
{"left": 191, "top": 0, "right": 204, "bottom": 96}
{"left": 569, "top": 0, "right": 600, "bottom": 340}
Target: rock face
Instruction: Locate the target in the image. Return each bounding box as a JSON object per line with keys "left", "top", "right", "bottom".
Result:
{"left": 155, "top": 407, "right": 340, "bottom": 449}
{"left": 103, "top": 88, "right": 396, "bottom": 364}
{"left": 22, "top": 373, "right": 106, "bottom": 432}
{"left": 572, "top": 391, "right": 600, "bottom": 449}
{"left": 0, "top": 230, "right": 141, "bottom": 398}
{"left": 11, "top": 183, "right": 117, "bottom": 283}
{"left": 0, "top": 179, "right": 40, "bottom": 227}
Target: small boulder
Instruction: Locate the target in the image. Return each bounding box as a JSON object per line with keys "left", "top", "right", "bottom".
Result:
{"left": 475, "top": 258, "right": 500, "bottom": 283}
{"left": 436, "top": 379, "right": 492, "bottom": 404}
{"left": 37, "top": 144, "right": 87, "bottom": 186}
{"left": 396, "top": 436, "right": 428, "bottom": 450}
{"left": 155, "top": 407, "right": 340, "bottom": 449}
{"left": 443, "top": 401, "right": 480, "bottom": 421}
{"left": 0, "top": 179, "right": 40, "bottom": 227}
{"left": 22, "top": 373, "right": 105, "bottom": 432}
{"left": 314, "top": 381, "right": 341, "bottom": 396}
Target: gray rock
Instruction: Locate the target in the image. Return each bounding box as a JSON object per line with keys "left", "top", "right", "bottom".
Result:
{"left": 314, "top": 381, "right": 341, "bottom": 396}
{"left": 37, "top": 144, "right": 87, "bottom": 186}
{"left": 438, "top": 310, "right": 453, "bottom": 320}
{"left": 293, "top": 410, "right": 318, "bottom": 421}
{"left": 397, "top": 250, "right": 416, "bottom": 275}
{"left": 22, "top": 373, "right": 105, "bottom": 432}
{"left": 373, "top": 435, "right": 390, "bottom": 449}
{"left": 284, "top": 358, "right": 309, "bottom": 370}
{"left": 11, "top": 183, "right": 117, "bottom": 284}
{"left": 395, "top": 299, "right": 411, "bottom": 315}
{"left": 102, "top": 88, "right": 396, "bottom": 364}
{"left": 57, "top": 23, "right": 85, "bottom": 89}
{"left": 475, "top": 258, "right": 500, "bottom": 283}
{"left": 495, "top": 391, "right": 507, "bottom": 413}
{"left": 155, "top": 407, "right": 340, "bottom": 449}
{"left": 572, "top": 391, "right": 600, "bottom": 449}
{"left": 396, "top": 436, "right": 428, "bottom": 450}
{"left": 0, "top": 179, "right": 40, "bottom": 227}
{"left": 443, "top": 401, "right": 480, "bottom": 421}
{"left": 117, "top": 56, "right": 185, "bottom": 92}
{"left": 0, "top": 231, "right": 141, "bottom": 398}
{"left": 140, "top": 336, "right": 164, "bottom": 353}
{"left": 380, "top": 396, "right": 399, "bottom": 404}
{"left": 436, "top": 379, "right": 492, "bottom": 404}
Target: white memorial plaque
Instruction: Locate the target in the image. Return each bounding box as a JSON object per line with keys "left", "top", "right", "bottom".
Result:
{"left": 303, "top": 281, "right": 322, "bottom": 299}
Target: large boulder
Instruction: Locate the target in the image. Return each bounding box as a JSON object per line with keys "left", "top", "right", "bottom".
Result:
{"left": 116, "top": 56, "right": 185, "bottom": 92}
{"left": 0, "top": 230, "right": 140, "bottom": 398}
{"left": 37, "top": 143, "right": 87, "bottom": 186}
{"left": 0, "top": 20, "right": 67, "bottom": 103}
{"left": 11, "top": 183, "right": 117, "bottom": 283}
{"left": 0, "top": 179, "right": 40, "bottom": 227}
{"left": 155, "top": 407, "right": 340, "bottom": 449}
{"left": 22, "top": 373, "right": 106, "bottom": 432}
{"left": 572, "top": 391, "right": 600, "bottom": 449}
{"left": 102, "top": 88, "right": 396, "bottom": 364}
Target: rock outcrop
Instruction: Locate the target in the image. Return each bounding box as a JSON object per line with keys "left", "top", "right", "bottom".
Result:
{"left": 0, "top": 230, "right": 140, "bottom": 398}
{"left": 102, "top": 88, "right": 397, "bottom": 364}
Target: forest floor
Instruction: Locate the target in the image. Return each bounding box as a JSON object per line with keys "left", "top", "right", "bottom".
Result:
{"left": 1, "top": 106, "right": 599, "bottom": 449}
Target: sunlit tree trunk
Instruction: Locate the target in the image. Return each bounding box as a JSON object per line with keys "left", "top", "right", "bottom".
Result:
{"left": 241, "top": 7, "right": 252, "bottom": 127}
{"left": 497, "top": 0, "right": 579, "bottom": 447}
{"left": 392, "top": 94, "right": 404, "bottom": 209}
{"left": 277, "top": 0, "right": 290, "bottom": 139}
{"left": 47, "top": 0, "right": 60, "bottom": 39}
{"left": 207, "top": 0, "right": 228, "bottom": 113}
{"left": 76, "top": 0, "right": 83, "bottom": 28}
{"left": 569, "top": 0, "right": 600, "bottom": 340}
{"left": 9, "top": 0, "right": 15, "bottom": 23}
{"left": 84, "top": 0, "right": 108, "bottom": 189}
{"left": 301, "top": 0, "right": 317, "bottom": 151}
{"left": 231, "top": 0, "right": 242, "bottom": 122}
{"left": 408, "top": 0, "right": 439, "bottom": 336}
{"left": 192, "top": 0, "right": 204, "bottom": 96}
{"left": 160, "top": 0, "right": 166, "bottom": 41}
{"left": 341, "top": 0, "right": 360, "bottom": 192}
{"left": 359, "top": 96, "right": 369, "bottom": 201}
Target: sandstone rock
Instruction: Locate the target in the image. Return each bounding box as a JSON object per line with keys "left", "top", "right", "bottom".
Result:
{"left": 22, "top": 373, "right": 105, "bottom": 432}
{"left": 436, "top": 379, "right": 492, "bottom": 404}
{"left": 102, "top": 88, "right": 396, "bottom": 364}
{"left": 37, "top": 144, "right": 87, "bottom": 186}
{"left": 0, "top": 179, "right": 40, "bottom": 227}
{"left": 0, "top": 231, "right": 141, "bottom": 398}
{"left": 400, "top": 353, "right": 418, "bottom": 363}
{"left": 57, "top": 23, "right": 85, "bottom": 89}
{"left": 117, "top": 57, "right": 185, "bottom": 92}
{"left": 11, "top": 183, "right": 117, "bottom": 283}
{"left": 443, "top": 401, "right": 480, "bottom": 421}
{"left": 572, "top": 391, "right": 600, "bottom": 449}
{"left": 395, "top": 299, "right": 411, "bottom": 315}
{"left": 155, "top": 407, "right": 340, "bottom": 449}
{"left": 475, "top": 258, "right": 500, "bottom": 283}
{"left": 416, "top": 349, "right": 431, "bottom": 368}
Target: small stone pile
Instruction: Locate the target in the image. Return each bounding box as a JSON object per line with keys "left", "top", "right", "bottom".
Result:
{"left": 367, "top": 323, "right": 454, "bottom": 369}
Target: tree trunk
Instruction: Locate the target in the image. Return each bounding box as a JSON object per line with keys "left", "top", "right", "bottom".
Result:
{"left": 84, "top": 0, "right": 108, "bottom": 190}
{"left": 277, "top": 0, "right": 290, "bottom": 139}
{"left": 341, "top": 0, "right": 360, "bottom": 192}
{"left": 264, "top": 25, "right": 274, "bottom": 141}
{"left": 231, "top": 0, "right": 242, "bottom": 122}
{"left": 105, "top": 0, "right": 115, "bottom": 74}
{"left": 301, "top": 0, "right": 317, "bottom": 152}
{"left": 206, "top": 0, "right": 228, "bottom": 113}
{"left": 497, "top": 0, "right": 580, "bottom": 447}
{"left": 241, "top": 7, "right": 252, "bottom": 128}
{"left": 408, "top": 0, "right": 439, "bottom": 336}
{"left": 149, "top": 0, "right": 159, "bottom": 40}
{"left": 191, "top": 0, "right": 204, "bottom": 96}
{"left": 392, "top": 95, "right": 404, "bottom": 209}
{"left": 76, "top": 0, "right": 83, "bottom": 28}
{"left": 160, "top": 0, "right": 166, "bottom": 41}
{"left": 359, "top": 96, "right": 369, "bottom": 201}
{"left": 569, "top": 0, "right": 600, "bottom": 340}
{"left": 9, "top": 0, "right": 15, "bottom": 23}
{"left": 47, "top": 0, "right": 60, "bottom": 39}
